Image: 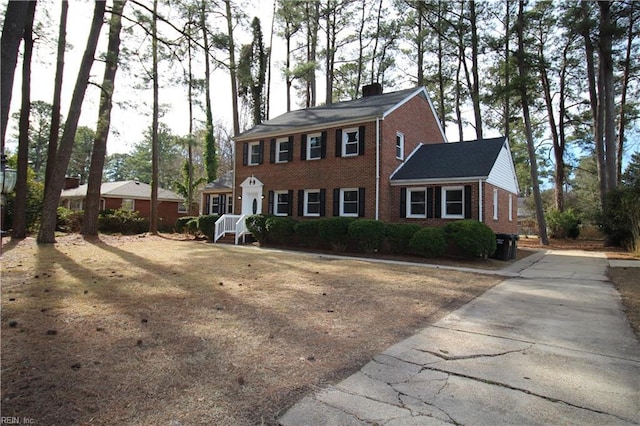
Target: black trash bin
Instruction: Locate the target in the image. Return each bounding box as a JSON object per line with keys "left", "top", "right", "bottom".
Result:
{"left": 509, "top": 234, "right": 519, "bottom": 260}
{"left": 492, "top": 233, "right": 510, "bottom": 260}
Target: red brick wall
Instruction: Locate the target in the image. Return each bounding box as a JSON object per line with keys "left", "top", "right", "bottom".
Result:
{"left": 103, "top": 197, "right": 187, "bottom": 226}
{"left": 234, "top": 92, "right": 446, "bottom": 221}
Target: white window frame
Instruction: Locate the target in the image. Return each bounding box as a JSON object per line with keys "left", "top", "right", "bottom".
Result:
{"left": 274, "top": 190, "right": 290, "bottom": 216}
{"left": 276, "top": 138, "right": 289, "bottom": 163}
{"left": 396, "top": 132, "right": 405, "bottom": 160}
{"left": 340, "top": 188, "right": 359, "bottom": 217}
{"left": 69, "top": 198, "right": 83, "bottom": 211}
{"left": 178, "top": 202, "right": 188, "bottom": 213}
{"left": 342, "top": 128, "right": 360, "bottom": 157}
{"left": 306, "top": 133, "right": 322, "bottom": 160}
{"left": 407, "top": 187, "right": 427, "bottom": 218}
{"left": 508, "top": 194, "right": 513, "bottom": 222}
{"left": 304, "top": 189, "right": 321, "bottom": 216}
{"left": 442, "top": 186, "right": 464, "bottom": 219}
{"left": 121, "top": 198, "right": 135, "bottom": 211}
{"left": 248, "top": 141, "right": 261, "bottom": 166}
{"left": 493, "top": 188, "right": 499, "bottom": 220}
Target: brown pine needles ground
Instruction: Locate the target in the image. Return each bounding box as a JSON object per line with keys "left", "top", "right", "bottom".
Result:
{"left": 0, "top": 234, "right": 637, "bottom": 425}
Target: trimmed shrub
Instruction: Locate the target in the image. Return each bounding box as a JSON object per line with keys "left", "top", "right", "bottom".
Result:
{"left": 98, "top": 209, "right": 148, "bottom": 235}
{"left": 348, "top": 219, "right": 385, "bottom": 253}
{"left": 197, "top": 214, "right": 219, "bottom": 241}
{"left": 444, "top": 220, "right": 497, "bottom": 259}
{"left": 56, "top": 207, "right": 84, "bottom": 233}
{"left": 600, "top": 184, "right": 640, "bottom": 251}
{"left": 409, "top": 227, "right": 447, "bottom": 258}
{"left": 385, "top": 223, "right": 421, "bottom": 254}
{"left": 318, "top": 217, "right": 356, "bottom": 251}
{"left": 176, "top": 216, "right": 196, "bottom": 234}
{"left": 245, "top": 214, "right": 269, "bottom": 244}
{"left": 185, "top": 217, "right": 200, "bottom": 235}
{"left": 294, "top": 219, "right": 322, "bottom": 248}
{"left": 265, "top": 216, "right": 297, "bottom": 245}
{"left": 546, "top": 208, "right": 581, "bottom": 239}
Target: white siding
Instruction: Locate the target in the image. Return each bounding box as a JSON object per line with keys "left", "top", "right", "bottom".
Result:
{"left": 487, "top": 143, "right": 519, "bottom": 194}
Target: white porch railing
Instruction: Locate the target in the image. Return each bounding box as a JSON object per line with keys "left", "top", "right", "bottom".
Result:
{"left": 214, "top": 214, "right": 250, "bottom": 244}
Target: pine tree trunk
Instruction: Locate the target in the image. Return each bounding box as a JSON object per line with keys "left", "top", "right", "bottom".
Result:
{"left": 37, "top": 0, "right": 105, "bottom": 244}
{"left": 201, "top": 1, "right": 217, "bottom": 183}
{"left": 224, "top": 0, "right": 240, "bottom": 136}
{"left": 12, "top": 1, "right": 36, "bottom": 239}
{"left": 83, "top": 0, "right": 126, "bottom": 236}
{"left": 599, "top": 2, "right": 617, "bottom": 191}
{"left": 150, "top": 0, "right": 159, "bottom": 235}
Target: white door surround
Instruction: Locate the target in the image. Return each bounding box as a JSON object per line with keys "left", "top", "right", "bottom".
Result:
{"left": 240, "top": 175, "right": 264, "bottom": 215}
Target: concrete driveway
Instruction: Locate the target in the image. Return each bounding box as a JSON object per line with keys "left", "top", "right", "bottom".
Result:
{"left": 280, "top": 250, "right": 640, "bottom": 425}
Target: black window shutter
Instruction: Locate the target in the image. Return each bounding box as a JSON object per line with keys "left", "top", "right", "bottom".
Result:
{"left": 335, "top": 129, "right": 342, "bottom": 157}
{"left": 427, "top": 187, "right": 434, "bottom": 218}
{"left": 287, "top": 190, "right": 294, "bottom": 216}
{"left": 297, "top": 190, "right": 304, "bottom": 216}
{"left": 268, "top": 191, "right": 274, "bottom": 214}
{"left": 400, "top": 188, "right": 407, "bottom": 218}
{"left": 333, "top": 188, "right": 340, "bottom": 216}
{"left": 300, "top": 134, "right": 307, "bottom": 160}
{"left": 321, "top": 131, "right": 327, "bottom": 158}
{"left": 258, "top": 140, "right": 264, "bottom": 164}
{"left": 358, "top": 125, "right": 366, "bottom": 155}
{"left": 319, "top": 189, "right": 326, "bottom": 217}
{"left": 434, "top": 186, "right": 442, "bottom": 218}
{"left": 288, "top": 136, "right": 294, "bottom": 161}
{"left": 464, "top": 185, "right": 472, "bottom": 219}
{"left": 358, "top": 187, "right": 365, "bottom": 217}
{"left": 242, "top": 142, "right": 248, "bottom": 166}
{"left": 269, "top": 139, "right": 276, "bottom": 163}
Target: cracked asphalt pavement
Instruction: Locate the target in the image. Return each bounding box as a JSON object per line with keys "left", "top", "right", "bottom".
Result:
{"left": 279, "top": 250, "right": 640, "bottom": 425}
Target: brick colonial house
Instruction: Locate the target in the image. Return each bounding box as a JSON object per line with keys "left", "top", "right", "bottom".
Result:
{"left": 60, "top": 179, "right": 188, "bottom": 225}
{"left": 216, "top": 85, "right": 518, "bottom": 242}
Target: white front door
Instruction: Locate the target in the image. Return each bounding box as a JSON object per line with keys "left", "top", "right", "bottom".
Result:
{"left": 240, "top": 176, "right": 263, "bottom": 215}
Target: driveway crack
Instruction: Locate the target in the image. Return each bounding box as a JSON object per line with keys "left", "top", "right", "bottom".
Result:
{"left": 415, "top": 344, "right": 533, "bottom": 361}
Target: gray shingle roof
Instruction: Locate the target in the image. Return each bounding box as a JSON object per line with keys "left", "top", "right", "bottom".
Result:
{"left": 391, "top": 137, "right": 507, "bottom": 181}
{"left": 235, "top": 87, "right": 425, "bottom": 141}
{"left": 60, "top": 180, "right": 184, "bottom": 202}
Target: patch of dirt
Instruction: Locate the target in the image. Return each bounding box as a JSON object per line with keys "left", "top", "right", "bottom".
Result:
{"left": 609, "top": 268, "right": 640, "bottom": 339}
{"left": 1, "top": 234, "right": 503, "bottom": 425}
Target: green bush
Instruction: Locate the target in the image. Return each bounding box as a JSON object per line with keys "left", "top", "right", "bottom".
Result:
{"left": 176, "top": 216, "right": 196, "bottom": 233}
{"left": 409, "top": 227, "right": 447, "bottom": 258}
{"left": 98, "top": 209, "right": 148, "bottom": 234}
{"left": 265, "top": 216, "right": 297, "bottom": 245}
{"left": 546, "top": 208, "right": 581, "bottom": 239}
{"left": 348, "top": 219, "right": 385, "bottom": 253}
{"left": 185, "top": 217, "right": 199, "bottom": 235}
{"left": 294, "top": 219, "right": 322, "bottom": 247}
{"left": 600, "top": 184, "right": 640, "bottom": 251}
{"left": 385, "top": 223, "right": 421, "bottom": 254}
{"left": 318, "top": 217, "right": 356, "bottom": 251}
{"left": 56, "top": 207, "right": 84, "bottom": 233}
{"left": 197, "top": 214, "right": 219, "bottom": 241}
{"left": 444, "top": 220, "right": 497, "bottom": 259}
{"left": 245, "top": 214, "right": 269, "bottom": 244}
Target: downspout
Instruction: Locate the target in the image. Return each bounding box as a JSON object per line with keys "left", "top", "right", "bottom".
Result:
{"left": 478, "top": 179, "right": 483, "bottom": 223}
{"left": 375, "top": 117, "right": 381, "bottom": 220}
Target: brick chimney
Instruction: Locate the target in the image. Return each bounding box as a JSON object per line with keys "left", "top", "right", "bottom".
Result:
{"left": 362, "top": 83, "right": 383, "bottom": 97}
{"left": 64, "top": 176, "right": 80, "bottom": 189}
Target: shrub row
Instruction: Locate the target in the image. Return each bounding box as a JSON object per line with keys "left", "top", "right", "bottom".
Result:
{"left": 56, "top": 207, "right": 160, "bottom": 235}
{"left": 245, "top": 215, "right": 497, "bottom": 259}
{"left": 175, "top": 214, "right": 219, "bottom": 240}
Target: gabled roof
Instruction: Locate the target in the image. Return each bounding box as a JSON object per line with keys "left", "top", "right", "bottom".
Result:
{"left": 390, "top": 137, "right": 514, "bottom": 187}
{"left": 60, "top": 180, "right": 184, "bottom": 202}
{"left": 234, "top": 87, "right": 434, "bottom": 141}
{"left": 202, "top": 171, "right": 233, "bottom": 191}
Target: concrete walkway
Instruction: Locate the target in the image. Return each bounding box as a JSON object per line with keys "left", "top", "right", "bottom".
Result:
{"left": 280, "top": 250, "right": 640, "bottom": 425}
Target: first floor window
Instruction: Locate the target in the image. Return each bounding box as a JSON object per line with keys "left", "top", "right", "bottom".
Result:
{"left": 178, "top": 202, "right": 188, "bottom": 213}
{"left": 122, "top": 198, "right": 134, "bottom": 211}
{"left": 407, "top": 188, "right": 426, "bottom": 218}
{"left": 508, "top": 194, "right": 513, "bottom": 222}
{"left": 69, "top": 198, "right": 83, "bottom": 211}
{"left": 442, "top": 187, "right": 464, "bottom": 218}
{"left": 341, "top": 188, "right": 359, "bottom": 216}
{"left": 211, "top": 196, "right": 220, "bottom": 214}
{"left": 493, "top": 189, "right": 499, "bottom": 220}
{"left": 275, "top": 191, "right": 290, "bottom": 216}
{"left": 305, "top": 190, "right": 321, "bottom": 216}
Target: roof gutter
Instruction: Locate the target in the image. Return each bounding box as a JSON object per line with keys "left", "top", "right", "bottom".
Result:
{"left": 389, "top": 176, "right": 489, "bottom": 186}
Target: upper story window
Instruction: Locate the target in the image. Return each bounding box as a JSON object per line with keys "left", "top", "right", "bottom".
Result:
{"left": 396, "top": 132, "right": 405, "bottom": 160}
{"left": 307, "top": 133, "right": 322, "bottom": 160}
{"left": 342, "top": 128, "right": 359, "bottom": 157}
{"left": 276, "top": 138, "right": 290, "bottom": 163}
{"left": 442, "top": 186, "right": 464, "bottom": 219}
{"left": 243, "top": 141, "right": 264, "bottom": 166}
{"left": 336, "top": 126, "right": 365, "bottom": 157}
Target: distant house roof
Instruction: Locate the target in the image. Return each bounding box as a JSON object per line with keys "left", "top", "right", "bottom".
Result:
{"left": 60, "top": 180, "right": 184, "bottom": 202}
{"left": 391, "top": 137, "right": 519, "bottom": 193}
{"left": 234, "top": 87, "right": 439, "bottom": 141}
{"left": 202, "top": 171, "right": 233, "bottom": 191}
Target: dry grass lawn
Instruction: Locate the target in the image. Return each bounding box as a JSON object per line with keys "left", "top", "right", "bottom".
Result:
{"left": 1, "top": 234, "right": 504, "bottom": 425}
